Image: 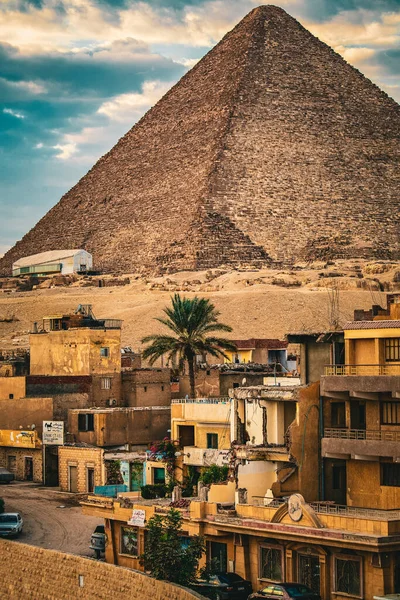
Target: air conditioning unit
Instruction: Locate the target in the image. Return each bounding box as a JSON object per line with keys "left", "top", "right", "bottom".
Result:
{"left": 107, "top": 398, "right": 117, "bottom": 407}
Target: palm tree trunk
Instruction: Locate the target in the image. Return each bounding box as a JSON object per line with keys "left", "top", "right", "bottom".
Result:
{"left": 187, "top": 351, "right": 196, "bottom": 398}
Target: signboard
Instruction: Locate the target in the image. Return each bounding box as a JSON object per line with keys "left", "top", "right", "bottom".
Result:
{"left": 42, "top": 421, "right": 64, "bottom": 445}
{"left": 0, "top": 429, "right": 37, "bottom": 449}
{"left": 128, "top": 509, "right": 146, "bottom": 527}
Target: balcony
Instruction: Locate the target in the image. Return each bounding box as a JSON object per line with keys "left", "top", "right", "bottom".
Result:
{"left": 234, "top": 444, "right": 290, "bottom": 462}
{"left": 171, "top": 397, "right": 230, "bottom": 404}
{"left": 183, "top": 447, "right": 230, "bottom": 467}
{"left": 324, "top": 428, "right": 400, "bottom": 442}
{"left": 322, "top": 428, "right": 400, "bottom": 460}
{"left": 325, "top": 364, "right": 400, "bottom": 376}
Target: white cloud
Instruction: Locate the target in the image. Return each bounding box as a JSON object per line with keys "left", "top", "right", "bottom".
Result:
{"left": 97, "top": 80, "right": 173, "bottom": 122}
{"left": 175, "top": 57, "right": 200, "bottom": 68}
{"left": 305, "top": 9, "right": 400, "bottom": 49}
{"left": 3, "top": 107, "right": 25, "bottom": 119}
{"left": 35, "top": 142, "right": 44, "bottom": 149}
{"left": 52, "top": 142, "right": 77, "bottom": 160}
{"left": 4, "top": 79, "right": 46, "bottom": 94}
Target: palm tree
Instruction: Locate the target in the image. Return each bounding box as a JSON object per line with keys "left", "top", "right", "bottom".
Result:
{"left": 141, "top": 294, "right": 237, "bottom": 398}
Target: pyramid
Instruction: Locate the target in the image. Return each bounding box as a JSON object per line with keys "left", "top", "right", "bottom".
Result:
{"left": 2, "top": 5, "right": 400, "bottom": 275}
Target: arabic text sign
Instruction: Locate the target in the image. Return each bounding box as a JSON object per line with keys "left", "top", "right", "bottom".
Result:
{"left": 128, "top": 509, "right": 146, "bottom": 527}
{"left": 43, "top": 421, "right": 64, "bottom": 445}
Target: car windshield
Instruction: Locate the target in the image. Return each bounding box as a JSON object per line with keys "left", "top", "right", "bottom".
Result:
{"left": 217, "top": 574, "right": 244, "bottom": 584}
{"left": 285, "top": 585, "right": 312, "bottom": 596}
{"left": 0, "top": 515, "right": 17, "bottom": 523}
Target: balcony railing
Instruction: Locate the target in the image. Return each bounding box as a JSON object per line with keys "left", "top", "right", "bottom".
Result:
{"left": 249, "top": 497, "right": 400, "bottom": 521}
{"left": 325, "top": 364, "right": 400, "bottom": 376}
{"left": 171, "top": 397, "right": 230, "bottom": 404}
{"left": 309, "top": 502, "right": 400, "bottom": 521}
{"left": 324, "top": 428, "right": 400, "bottom": 442}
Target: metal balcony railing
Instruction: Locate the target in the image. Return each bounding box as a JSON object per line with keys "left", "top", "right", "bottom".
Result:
{"left": 248, "top": 497, "right": 400, "bottom": 521}
{"left": 171, "top": 397, "right": 230, "bottom": 404}
{"left": 324, "top": 364, "right": 400, "bottom": 376}
{"left": 324, "top": 428, "right": 400, "bottom": 442}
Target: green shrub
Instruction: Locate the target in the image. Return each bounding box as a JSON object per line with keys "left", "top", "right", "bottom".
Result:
{"left": 199, "top": 464, "right": 229, "bottom": 486}
{"left": 141, "top": 484, "right": 167, "bottom": 499}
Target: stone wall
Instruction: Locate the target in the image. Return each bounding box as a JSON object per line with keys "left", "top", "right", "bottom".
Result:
{"left": 58, "top": 445, "right": 104, "bottom": 493}
{"left": 0, "top": 539, "right": 205, "bottom": 600}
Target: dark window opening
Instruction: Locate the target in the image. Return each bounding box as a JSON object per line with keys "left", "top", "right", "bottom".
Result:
{"left": 335, "top": 557, "right": 361, "bottom": 596}
{"left": 178, "top": 425, "right": 195, "bottom": 447}
{"left": 207, "top": 433, "right": 218, "bottom": 449}
{"left": 100, "top": 347, "right": 109, "bottom": 358}
{"left": 233, "top": 382, "right": 240, "bottom": 389}
{"left": 78, "top": 413, "right": 94, "bottom": 432}
{"left": 161, "top": 385, "right": 164, "bottom": 391}
{"left": 259, "top": 547, "right": 283, "bottom": 582}
{"left": 331, "top": 402, "right": 346, "bottom": 428}
{"left": 9, "top": 393, "right": 14, "bottom": 400}
{"left": 144, "top": 386, "right": 147, "bottom": 392}
{"left": 381, "top": 463, "right": 400, "bottom": 486}
{"left": 120, "top": 526, "right": 138, "bottom": 556}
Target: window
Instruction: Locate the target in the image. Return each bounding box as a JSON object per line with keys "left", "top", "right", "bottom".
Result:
{"left": 101, "top": 377, "right": 111, "bottom": 390}
{"left": 259, "top": 546, "right": 283, "bottom": 582}
{"left": 9, "top": 394, "right": 14, "bottom": 400}
{"left": 332, "top": 464, "right": 346, "bottom": 490}
{"left": 233, "top": 383, "right": 240, "bottom": 389}
{"left": 381, "top": 463, "right": 400, "bottom": 486}
{"left": 385, "top": 339, "right": 400, "bottom": 362}
{"left": 78, "top": 413, "right": 94, "bottom": 432}
{"left": 161, "top": 385, "right": 164, "bottom": 391}
{"left": 331, "top": 402, "right": 346, "bottom": 428}
{"left": 382, "top": 402, "right": 400, "bottom": 425}
{"left": 100, "top": 347, "right": 109, "bottom": 358}
{"left": 144, "top": 386, "right": 147, "bottom": 392}
{"left": 153, "top": 467, "right": 165, "bottom": 485}
{"left": 334, "top": 556, "right": 362, "bottom": 597}
{"left": 207, "top": 433, "right": 218, "bottom": 449}
{"left": 120, "top": 526, "right": 139, "bottom": 556}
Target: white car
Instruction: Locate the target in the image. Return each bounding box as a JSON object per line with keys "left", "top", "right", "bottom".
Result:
{"left": 0, "top": 512, "right": 23, "bottom": 537}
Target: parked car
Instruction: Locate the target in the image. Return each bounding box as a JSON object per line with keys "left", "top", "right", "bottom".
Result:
{"left": 248, "top": 583, "right": 321, "bottom": 600}
{"left": 0, "top": 467, "right": 14, "bottom": 484}
{"left": 0, "top": 513, "right": 23, "bottom": 537}
{"left": 191, "top": 572, "right": 253, "bottom": 600}
{"left": 90, "top": 524, "right": 106, "bottom": 558}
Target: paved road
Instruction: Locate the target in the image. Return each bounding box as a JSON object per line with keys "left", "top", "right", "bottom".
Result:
{"left": 0, "top": 482, "right": 102, "bottom": 557}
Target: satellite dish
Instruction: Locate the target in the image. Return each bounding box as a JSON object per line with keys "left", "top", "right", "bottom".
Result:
{"left": 242, "top": 378, "right": 247, "bottom": 385}
{"left": 31, "top": 424, "right": 36, "bottom": 430}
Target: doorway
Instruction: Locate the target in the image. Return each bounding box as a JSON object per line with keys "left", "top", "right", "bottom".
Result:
{"left": 350, "top": 401, "right": 366, "bottom": 431}
{"left": 87, "top": 467, "right": 95, "bottom": 493}
{"left": 178, "top": 425, "right": 195, "bottom": 447}
{"left": 209, "top": 541, "right": 228, "bottom": 572}
{"left": 324, "top": 459, "right": 347, "bottom": 505}
{"left": 24, "top": 457, "right": 33, "bottom": 481}
{"left": 298, "top": 553, "right": 320, "bottom": 594}
{"left": 7, "top": 455, "right": 16, "bottom": 474}
{"left": 69, "top": 465, "right": 78, "bottom": 493}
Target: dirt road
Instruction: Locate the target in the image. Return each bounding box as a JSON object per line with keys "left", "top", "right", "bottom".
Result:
{"left": 0, "top": 482, "right": 102, "bottom": 557}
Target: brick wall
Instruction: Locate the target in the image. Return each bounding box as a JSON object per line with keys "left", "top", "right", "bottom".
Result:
{"left": 0, "top": 539, "right": 205, "bottom": 600}
{"left": 0, "top": 447, "right": 42, "bottom": 482}
{"left": 58, "top": 446, "right": 104, "bottom": 493}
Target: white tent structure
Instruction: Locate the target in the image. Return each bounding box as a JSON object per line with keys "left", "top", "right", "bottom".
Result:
{"left": 12, "top": 249, "right": 92, "bottom": 276}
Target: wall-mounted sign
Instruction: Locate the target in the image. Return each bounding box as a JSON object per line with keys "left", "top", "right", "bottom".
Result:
{"left": 128, "top": 509, "right": 146, "bottom": 527}
{"left": 288, "top": 493, "right": 304, "bottom": 522}
{"left": 42, "top": 421, "right": 64, "bottom": 445}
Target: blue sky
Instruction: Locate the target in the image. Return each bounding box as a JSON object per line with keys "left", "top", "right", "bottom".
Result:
{"left": 1, "top": 0, "right": 400, "bottom": 255}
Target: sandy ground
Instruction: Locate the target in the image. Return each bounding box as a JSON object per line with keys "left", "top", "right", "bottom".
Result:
{"left": 0, "top": 261, "right": 398, "bottom": 351}
{"left": 0, "top": 482, "right": 101, "bottom": 557}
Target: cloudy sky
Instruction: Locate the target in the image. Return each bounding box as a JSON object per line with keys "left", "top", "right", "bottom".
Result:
{"left": 1, "top": 0, "right": 400, "bottom": 255}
